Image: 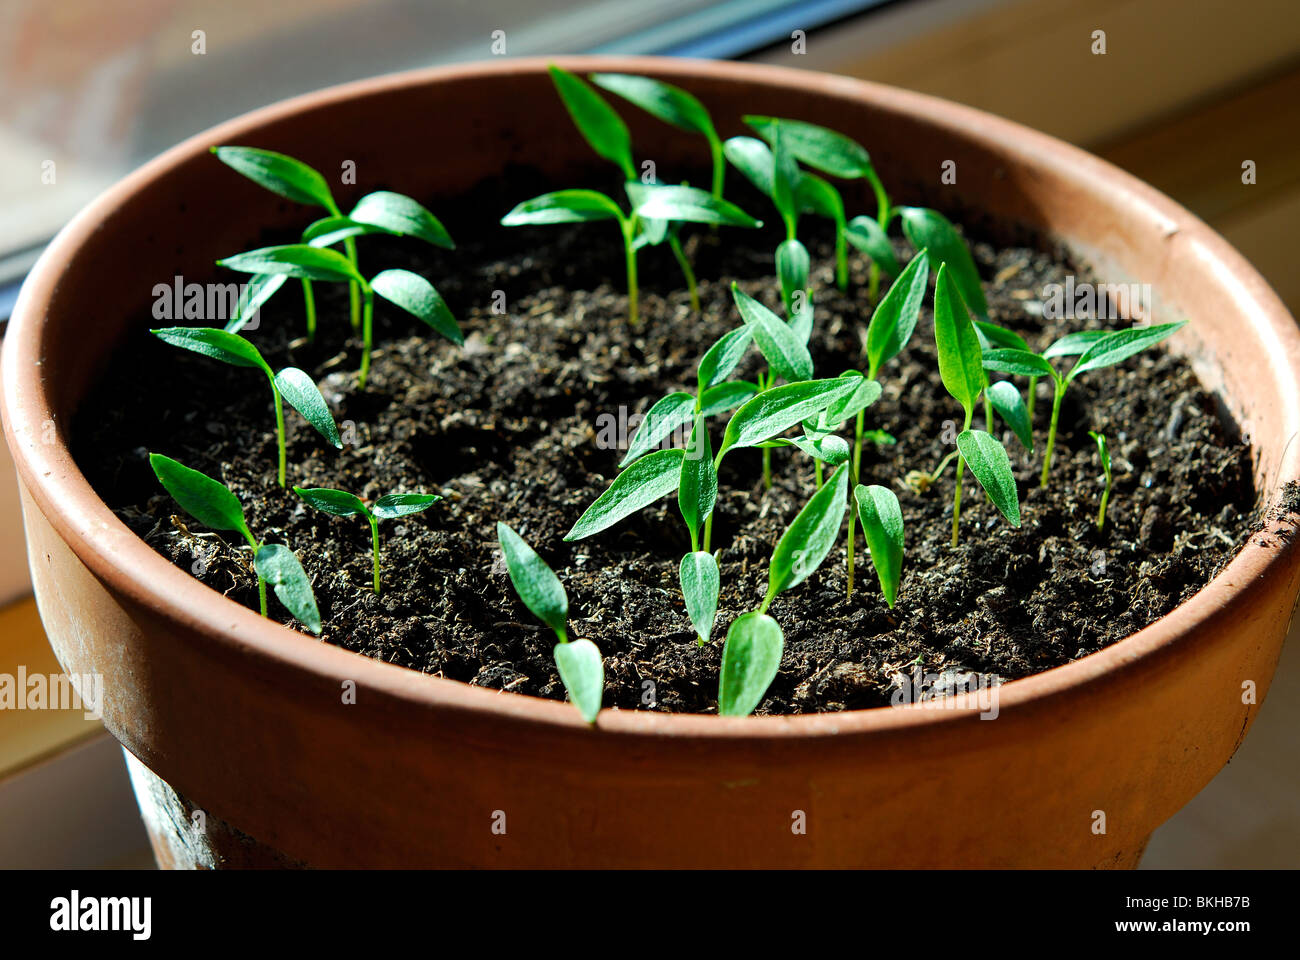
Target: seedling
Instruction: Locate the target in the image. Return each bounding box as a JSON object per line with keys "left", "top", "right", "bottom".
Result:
{"left": 150, "top": 453, "right": 320, "bottom": 633}
{"left": 497, "top": 522, "right": 603, "bottom": 723}
{"left": 294, "top": 487, "right": 441, "bottom": 594}
{"left": 1089, "top": 431, "right": 1112, "bottom": 531}
{"left": 589, "top": 72, "right": 727, "bottom": 199}
{"left": 150, "top": 326, "right": 341, "bottom": 486}
{"left": 502, "top": 183, "right": 758, "bottom": 326}
{"left": 724, "top": 127, "right": 811, "bottom": 311}
{"left": 981, "top": 321, "right": 1185, "bottom": 486}
{"left": 216, "top": 243, "right": 462, "bottom": 387}
{"left": 679, "top": 414, "right": 720, "bottom": 644}
{"left": 546, "top": 66, "right": 757, "bottom": 313}
{"left": 898, "top": 207, "right": 989, "bottom": 321}
{"left": 746, "top": 116, "right": 889, "bottom": 294}
{"left": 718, "top": 462, "right": 850, "bottom": 716}
{"left": 854, "top": 484, "right": 905, "bottom": 607}
{"left": 932, "top": 264, "right": 1022, "bottom": 546}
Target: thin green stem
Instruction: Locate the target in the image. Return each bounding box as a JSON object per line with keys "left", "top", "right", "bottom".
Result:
{"left": 358, "top": 284, "right": 375, "bottom": 388}
{"left": 814, "top": 458, "right": 824, "bottom": 490}
{"left": 1097, "top": 484, "right": 1110, "bottom": 531}
{"left": 846, "top": 410, "right": 866, "bottom": 599}
{"left": 951, "top": 409, "right": 973, "bottom": 546}
{"left": 369, "top": 513, "right": 381, "bottom": 594}
{"left": 327, "top": 195, "right": 361, "bottom": 332}
{"left": 269, "top": 375, "right": 287, "bottom": 488}
{"left": 1026, "top": 375, "right": 1038, "bottom": 425}
{"left": 301, "top": 279, "right": 317, "bottom": 342}
{"left": 1041, "top": 382, "right": 1065, "bottom": 488}
{"left": 669, "top": 233, "right": 699, "bottom": 312}
{"left": 762, "top": 447, "right": 772, "bottom": 490}
{"left": 622, "top": 221, "right": 639, "bottom": 327}
{"left": 709, "top": 135, "right": 725, "bottom": 199}
{"left": 240, "top": 526, "right": 268, "bottom": 617}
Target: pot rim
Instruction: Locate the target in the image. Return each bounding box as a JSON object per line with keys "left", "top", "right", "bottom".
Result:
{"left": 4, "top": 55, "right": 1298, "bottom": 739}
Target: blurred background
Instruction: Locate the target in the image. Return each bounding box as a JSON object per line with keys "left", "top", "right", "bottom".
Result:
{"left": 1, "top": 0, "right": 1297, "bottom": 868}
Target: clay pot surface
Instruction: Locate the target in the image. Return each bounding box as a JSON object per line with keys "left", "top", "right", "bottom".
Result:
{"left": 5, "top": 57, "right": 1298, "bottom": 868}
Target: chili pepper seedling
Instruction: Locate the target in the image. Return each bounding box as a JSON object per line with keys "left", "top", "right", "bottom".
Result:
{"left": 497, "top": 522, "right": 603, "bottom": 723}
{"left": 214, "top": 148, "right": 453, "bottom": 347}
{"left": 724, "top": 126, "right": 811, "bottom": 312}
{"left": 981, "top": 321, "right": 1186, "bottom": 487}
{"left": 1089, "top": 430, "right": 1112, "bottom": 531}
{"left": 216, "top": 243, "right": 462, "bottom": 388}
{"left": 718, "top": 461, "right": 850, "bottom": 716}
{"left": 545, "top": 66, "right": 759, "bottom": 314}
{"left": 501, "top": 184, "right": 758, "bottom": 327}
{"left": 746, "top": 116, "right": 890, "bottom": 294}
{"left": 854, "top": 483, "right": 905, "bottom": 607}
{"left": 150, "top": 453, "right": 320, "bottom": 633}
{"left": 294, "top": 487, "right": 441, "bottom": 594}
{"left": 679, "top": 414, "right": 720, "bottom": 644}
{"left": 932, "top": 263, "right": 1022, "bottom": 546}
{"left": 150, "top": 326, "right": 341, "bottom": 486}
{"left": 589, "top": 72, "right": 727, "bottom": 199}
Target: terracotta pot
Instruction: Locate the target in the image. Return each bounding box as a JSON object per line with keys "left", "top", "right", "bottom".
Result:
{"left": 4, "top": 57, "right": 1298, "bottom": 869}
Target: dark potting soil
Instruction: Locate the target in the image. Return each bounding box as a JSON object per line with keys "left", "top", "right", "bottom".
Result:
{"left": 74, "top": 172, "right": 1260, "bottom": 715}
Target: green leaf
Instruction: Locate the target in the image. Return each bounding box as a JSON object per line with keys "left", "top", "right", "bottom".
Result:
{"left": 554, "top": 638, "right": 604, "bottom": 723}
{"left": 974, "top": 320, "right": 1029, "bottom": 353}
{"left": 822, "top": 370, "right": 882, "bottom": 427}
{"left": 631, "top": 212, "right": 671, "bottom": 250}
{"left": 732, "top": 283, "right": 812, "bottom": 382}
{"left": 211, "top": 146, "right": 335, "bottom": 208}
{"left": 776, "top": 239, "right": 810, "bottom": 317}
{"left": 349, "top": 191, "right": 454, "bottom": 249}
{"left": 1043, "top": 330, "right": 1109, "bottom": 359}
{"left": 845, "top": 216, "right": 900, "bottom": 277}
{"left": 723, "top": 136, "right": 774, "bottom": 197}
{"left": 497, "top": 522, "right": 569, "bottom": 638}
{"left": 722, "top": 378, "right": 858, "bottom": 452}
{"left": 621, "top": 392, "right": 695, "bottom": 466}
{"left": 679, "top": 415, "right": 717, "bottom": 545}
{"left": 957, "top": 430, "right": 1021, "bottom": 526}
{"left": 590, "top": 73, "right": 716, "bottom": 138}
{"left": 500, "top": 189, "right": 624, "bottom": 226}
{"left": 1067, "top": 322, "right": 1186, "bottom": 383}
{"left": 697, "top": 325, "right": 753, "bottom": 392}
{"left": 769, "top": 122, "right": 800, "bottom": 225}
{"left": 898, "top": 207, "right": 988, "bottom": 318}
{"left": 866, "top": 250, "right": 929, "bottom": 377}
{"left": 302, "top": 215, "right": 381, "bottom": 248}
{"left": 565, "top": 449, "right": 685, "bottom": 541}
{"left": 745, "top": 116, "right": 872, "bottom": 179}
{"left": 549, "top": 65, "right": 634, "bottom": 177}
{"left": 372, "top": 493, "right": 441, "bottom": 520}
{"left": 224, "top": 273, "right": 287, "bottom": 334}
{"left": 768, "top": 462, "right": 849, "bottom": 596}
{"left": 273, "top": 367, "right": 341, "bottom": 449}
{"left": 151, "top": 326, "right": 269, "bottom": 374}
{"left": 760, "top": 433, "right": 850, "bottom": 465}
{"left": 982, "top": 348, "right": 1056, "bottom": 379}
{"left": 854, "top": 484, "right": 904, "bottom": 608}
{"left": 698, "top": 381, "right": 758, "bottom": 417}
{"left": 217, "top": 243, "right": 363, "bottom": 284}
{"left": 933, "top": 263, "right": 987, "bottom": 417}
{"left": 790, "top": 300, "right": 814, "bottom": 345}
{"left": 987, "top": 380, "right": 1033, "bottom": 450}
{"left": 255, "top": 544, "right": 322, "bottom": 635}
{"left": 795, "top": 172, "right": 844, "bottom": 224}
{"left": 149, "top": 453, "right": 248, "bottom": 534}
{"left": 718, "top": 612, "right": 784, "bottom": 717}
{"left": 293, "top": 486, "right": 368, "bottom": 518}
{"left": 627, "top": 183, "right": 760, "bottom": 228}
{"left": 680, "top": 551, "right": 720, "bottom": 644}
{"left": 370, "top": 269, "right": 463, "bottom": 344}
